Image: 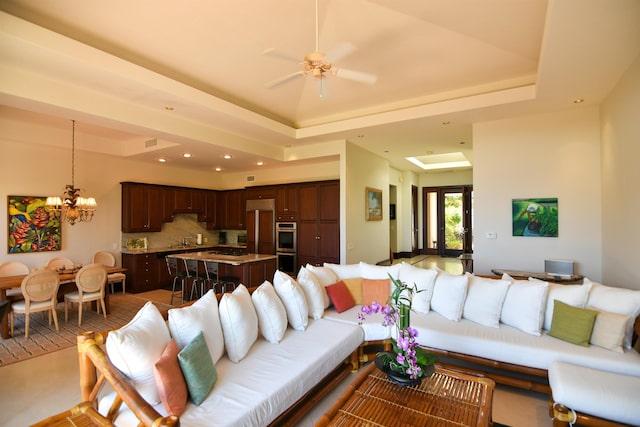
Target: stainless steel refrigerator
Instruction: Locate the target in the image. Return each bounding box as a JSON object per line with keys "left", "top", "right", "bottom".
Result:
{"left": 246, "top": 199, "right": 275, "bottom": 255}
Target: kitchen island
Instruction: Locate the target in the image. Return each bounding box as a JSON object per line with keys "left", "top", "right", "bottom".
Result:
{"left": 122, "top": 246, "right": 276, "bottom": 293}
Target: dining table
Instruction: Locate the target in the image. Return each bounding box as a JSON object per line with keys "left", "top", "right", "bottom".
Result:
{"left": 0, "top": 266, "right": 127, "bottom": 339}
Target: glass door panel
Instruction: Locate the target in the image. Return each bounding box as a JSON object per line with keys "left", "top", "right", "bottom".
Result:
{"left": 443, "top": 191, "right": 463, "bottom": 256}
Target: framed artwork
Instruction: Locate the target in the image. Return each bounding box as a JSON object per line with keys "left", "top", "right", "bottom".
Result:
{"left": 365, "top": 187, "right": 383, "bottom": 221}
{"left": 512, "top": 197, "right": 558, "bottom": 237}
{"left": 8, "top": 195, "right": 61, "bottom": 253}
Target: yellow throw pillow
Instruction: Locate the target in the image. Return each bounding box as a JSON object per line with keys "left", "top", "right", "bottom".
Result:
{"left": 343, "top": 278, "right": 363, "bottom": 305}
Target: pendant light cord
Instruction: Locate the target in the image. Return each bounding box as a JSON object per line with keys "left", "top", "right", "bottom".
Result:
{"left": 71, "top": 119, "right": 75, "bottom": 188}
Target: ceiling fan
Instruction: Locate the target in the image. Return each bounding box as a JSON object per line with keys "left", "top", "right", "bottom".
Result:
{"left": 263, "top": 0, "right": 377, "bottom": 97}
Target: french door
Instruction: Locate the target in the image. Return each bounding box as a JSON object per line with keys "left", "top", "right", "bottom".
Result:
{"left": 423, "top": 186, "right": 473, "bottom": 257}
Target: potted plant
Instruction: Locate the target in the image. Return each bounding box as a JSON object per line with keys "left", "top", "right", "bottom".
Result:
{"left": 358, "top": 274, "right": 439, "bottom": 386}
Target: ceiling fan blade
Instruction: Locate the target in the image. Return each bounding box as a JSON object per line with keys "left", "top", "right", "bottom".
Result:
{"left": 335, "top": 68, "right": 378, "bottom": 85}
{"left": 325, "top": 42, "right": 356, "bottom": 63}
{"left": 264, "top": 71, "right": 306, "bottom": 88}
{"left": 263, "top": 48, "right": 301, "bottom": 64}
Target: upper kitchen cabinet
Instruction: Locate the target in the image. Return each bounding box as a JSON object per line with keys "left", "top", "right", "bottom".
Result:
{"left": 215, "top": 189, "right": 246, "bottom": 229}
{"left": 276, "top": 184, "right": 298, "bottom": 221}
{"left": 173, "top": 187, "right": 204, "bottom": 213}
{"left": 246, "top": 186, "right": 276, "bottom": 200}
{"left": 200, "top": 190, "right": 217, "bottom": 227}
{"left": 121, "top": 182, "right": 163, "bottom": 232}
{"left": 161, "top": 187, "right": 175, "bottom": 222}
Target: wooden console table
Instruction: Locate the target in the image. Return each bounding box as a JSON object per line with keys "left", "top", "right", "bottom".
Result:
{"left": 315, "top": 362, "right": 495, "bottom": 426}
{"left": 491, "top": 269, "right": 584, "bottom": 284}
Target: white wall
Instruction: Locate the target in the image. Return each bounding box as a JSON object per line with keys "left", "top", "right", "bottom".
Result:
{"left": 600, "top": 55, "right": 640, "bottom": 290}
{"left": 473, "top": 107, "right": 602, "bottom": 279}
{"left": 344, "top": 142, "right": 390, "bottom": 264}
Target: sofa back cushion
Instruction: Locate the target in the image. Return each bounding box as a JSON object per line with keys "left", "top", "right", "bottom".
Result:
{"left": 431, "top": 271, "right": 468, "bottom": 321}
{"left": 304, "top": 264, "right": 337, "bottom": 308}
{"left": 293, "top": 267, "right": 325, "bottom": 320}
{"left": 359, "top": 262, "right": 401, "bottom": 280}
{"left": 219, "top": 285, "right": 259, "bottom": 363}
{"left": 462, "top": 274, "right": 510, "bottom": 328}
{"left": 541, "top": 281, "right": 592, "bottom": 331}
{"left": 168, "top": 289, "right": 225, "bottom": 363}
{"left": 585, "top": 279, "right": 640, "bottom": 349}
{"left": 500, "top": 275, "right": 548, "bottom": 336}
{"left": 178, "top": 331, "right": 217, "bottom": 405}
{"left": 106, "top": 301, "right": 171, "bottom": 404}
{"left": 273, "top": 270, "right": 309, "bottom": 331}
{"left": 251, "top": 281, "right": 288, "bottom": 343}
{"left": 324, "top": 262, "right": 361, "bottom": 280}
{"left": 548, "top": 301, "right": 598, "bottom": 347}
{"left": 398, "top": 262, "right": 437, "bottom": 314}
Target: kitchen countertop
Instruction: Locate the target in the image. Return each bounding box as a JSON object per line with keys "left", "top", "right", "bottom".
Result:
{"left": 121, "top": 244, "right": 246, "bottom": 255}
{"left": 165, "top": 251, "right": 276, "bottom": 266}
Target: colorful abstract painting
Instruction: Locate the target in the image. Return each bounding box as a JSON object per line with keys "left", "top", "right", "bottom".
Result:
{"left": 8, "top": 195, "right": 61, "bottom": 253}
{"left": 512, "top": 197, "right": 559, "bottom": 237}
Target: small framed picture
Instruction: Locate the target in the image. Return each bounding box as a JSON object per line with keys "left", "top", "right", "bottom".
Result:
{"left": 365, "top": 187, "right": 383, "bottom": 221}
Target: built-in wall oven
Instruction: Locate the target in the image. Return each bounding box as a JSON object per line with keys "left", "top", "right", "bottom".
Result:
{"left": 276, "top": 222, "right": 296, "bottom": 274}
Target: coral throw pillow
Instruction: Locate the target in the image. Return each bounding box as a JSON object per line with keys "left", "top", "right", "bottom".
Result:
{"left": 154, "top": 339, "right": 188, "bottom": 416}
{"left": 361, "top": 279, "right": 390, "bottom": 306}
{"left": 326, "top": 280, "right": 356, "bottom": 313}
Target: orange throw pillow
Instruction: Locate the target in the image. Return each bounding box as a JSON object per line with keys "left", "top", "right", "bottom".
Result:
{"left": 362, "top": 279, "right": 391, "bottom": 306}
{"left": 154, "top": 339, "right": 188, "bottom": 416}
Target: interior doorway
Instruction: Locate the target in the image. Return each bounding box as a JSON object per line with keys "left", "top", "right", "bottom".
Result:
{"left": 423, "top": 185, "right": 473, "bottom": 257}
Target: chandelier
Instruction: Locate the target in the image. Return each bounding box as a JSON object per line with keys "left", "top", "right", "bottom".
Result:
{"left": 46, "top": 120, "right": 97, "bottom": 225}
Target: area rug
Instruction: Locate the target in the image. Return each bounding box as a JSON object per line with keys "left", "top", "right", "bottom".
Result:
{"left": 0, "top": 293, "right": 172, "bottom": 366}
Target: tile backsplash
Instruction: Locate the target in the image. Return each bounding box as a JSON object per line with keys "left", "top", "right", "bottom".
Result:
{"left": 122, "top": 214, "right": 246, "bottom": 249}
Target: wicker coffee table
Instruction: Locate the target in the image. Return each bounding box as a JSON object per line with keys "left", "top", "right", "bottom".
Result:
{"left": 315, "top": 362, "right": 495, "bottom": 426}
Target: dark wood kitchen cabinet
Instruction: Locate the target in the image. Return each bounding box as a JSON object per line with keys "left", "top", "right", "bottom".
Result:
{"left": 215, "top": 189, "right": 246, "bottom": 229}
{"left": 121, "top": 182, "right": 163, "bottom": 232}
{"left": 297, "top": 180, "right": 339, "bottom": 267}
{"left": 276, "top": 184, "right": 298, "bottom": 221}
{"left": 218, "top": 257, "right": 276, "bottom": 288}
{"left": 122, "top": 252, "right": 162, "bottom": 293}
{"left": 173, "top": 187, "right": 204, "bottom": 213}
{"left": 161, "top": 187, "right": 175, "bottom": 222}
{"left": 200, "top": 190, "right": 217, "bottom": 227}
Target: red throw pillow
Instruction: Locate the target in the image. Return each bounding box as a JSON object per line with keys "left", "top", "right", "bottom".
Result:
{"left": 362, "top": 278, "right": 391, "bottom": 306}
{"left": 326, "top": 280, "right": 356, "bottom": 313}
{"left": 154, "top": 339, "right": 188, "bottom": 416}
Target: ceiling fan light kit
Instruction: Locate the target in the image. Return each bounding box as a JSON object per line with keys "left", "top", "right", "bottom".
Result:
{"left": 264, "top": 0, "right": 377, "bottom": 95}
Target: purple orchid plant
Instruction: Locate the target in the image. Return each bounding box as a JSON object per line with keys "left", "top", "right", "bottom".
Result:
{"left": 358, "top": 274, "right": 438, "bottom": 379}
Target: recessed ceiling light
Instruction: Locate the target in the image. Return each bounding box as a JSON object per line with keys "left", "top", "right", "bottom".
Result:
{"left": 215, "top": 167, "right": 222, "bottom": 172}
{"left": 183, "top": 153, "right": 191, "bottom": 158}
{"left": 257, "top": 161, "right": 264, "bottom": 166}
{"left": 158, "top": 158, "right": 166, "bottom": 163}
{"left": 459, "top": 141, "right": 465, "bottom": 145}
{"left": 223, "top": 154, "right": 232, "bottom": 159}
{"left": 574, "top": 98, "right": 585, "bottom": 104}
{"left": 357, "top": 134, "right": 364, "bottom": 138}
{"left": 165, "top": 106, "right": 174, "bottom": 111}
{"left": 442, "top": 121, "right": 451, "bottom": 125}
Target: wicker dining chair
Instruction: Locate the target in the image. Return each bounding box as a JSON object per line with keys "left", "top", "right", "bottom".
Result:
{"left": 64, "top": 264, "right": 107, "bottom": 326}
{"left": 9, "top": 269, "right": 61, "bottom": 340}
{"left": 93, "top": 251, "right": 126, "bottom": 294}
{"left": 0, "top": 261, "right": 30, "bottom": 301}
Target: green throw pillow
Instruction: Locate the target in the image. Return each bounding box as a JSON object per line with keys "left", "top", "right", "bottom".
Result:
{"left": 178, "top": 331, "right": 217, "bottom": 405}
{"left": 548, "top": 300, "right": 597, "bottom": 347}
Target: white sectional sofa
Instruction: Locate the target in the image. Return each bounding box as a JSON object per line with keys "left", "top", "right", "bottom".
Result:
{"left": 76, "top": 262, "right": 640, "bottom": 427}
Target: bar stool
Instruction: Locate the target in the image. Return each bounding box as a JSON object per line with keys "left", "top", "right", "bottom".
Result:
{"left": 184, "top": 259, "right": 204, "bottom": 300}
{"left": 166, "top": 257, "right": 187, "bottom": 305}
{"left": 201, "top": 260, "right": 220, "bottom": 293}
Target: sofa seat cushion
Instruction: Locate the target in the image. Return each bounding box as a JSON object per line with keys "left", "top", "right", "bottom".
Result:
{"left": 410, "top": 311, "right": 640, "bottom": 375}
{"left": 549, "top": 361, "right": 640, "bottom": 426}
{"left": 324, "top": 306, "right": 393, "bottom": 341}
{"left": 100, "top": 318, "right": 363, "bottom": 427}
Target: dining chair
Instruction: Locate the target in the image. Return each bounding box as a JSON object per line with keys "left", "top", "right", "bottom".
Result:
{"left": 64, "top": 263, "right": 107, "bottom": 326}
{"left": 93, "top": 251, "right": 126, "bottom": 294}
{"left": 0, "top": 261, "right": 30, "bottom": 301}
{"left": 9, "top": 269, "right": 60, "bottom": 340}
{"left": 46, "top": 257, "right": 76, "bottom": 284}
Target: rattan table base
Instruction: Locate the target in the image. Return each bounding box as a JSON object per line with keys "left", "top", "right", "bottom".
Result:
{"left": 316, "top": 362, "right": 495, "bottom": 427}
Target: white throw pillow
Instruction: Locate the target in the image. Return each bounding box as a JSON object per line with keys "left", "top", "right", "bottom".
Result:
{"left": 323, "top": 262, "right": 361, "bottom": 280}
{"left": 305, "top": 264, "right": 339, "bottom": 285}
{"left": 273, "top": 270, "right": 309, "bottom": 331}
{"left": 168, "top": 289, "right": 225, "bottom": 363}
{"left": 588, "top": 306, "right": 630, "bottom": 353}
{"left": 398, "top": 262, "right": 437, "bottom": 314}
{"left": 430, "top": 271, "right": 468, "bottom": 321}
{"left": 462, "top": 274, "right": 510, "bottom": 328}
{"left": 218, "top": 285, "right": 258, "bottom": 363}
{"left": 251, "top": 281, "right": 288, "bottom": 343}
{"left": 359, "top": 262, "right": 401, "bottom": 280}
{"left": 585, "top": 279, "right": 640, "bottom": 349}
{"left": 500, "top": 275, "right": 548, "bottom": 336}
{"left": 296, "top": 267, "right": 326, "bottom": 319}
{"left": 541, "top": 281, "right": 592, "bottom": 331}
{"left": 106, "top": 302, "right": 171, "bottom": 404}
